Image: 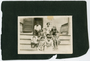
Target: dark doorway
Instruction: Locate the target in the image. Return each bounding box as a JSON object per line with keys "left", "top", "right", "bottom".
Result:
{"left": 34, "top": 18, "right": 43, "bottom": 28}
{"left": 33, "top": 18, "right": 43, "bottom": 34}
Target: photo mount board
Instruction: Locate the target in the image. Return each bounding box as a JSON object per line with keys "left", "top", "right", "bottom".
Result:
{"left": 1, "top": 1, "right": 89, "bottom": 60}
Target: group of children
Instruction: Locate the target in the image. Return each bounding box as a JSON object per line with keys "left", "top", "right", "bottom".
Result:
{"left": 31, "top": 22, "right": 60, "bottom": 51}
{"left": 31, "top": 35, "right": 60, "bottom": 51}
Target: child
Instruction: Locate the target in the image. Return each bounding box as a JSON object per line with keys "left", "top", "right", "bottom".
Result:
{"left": 38, "top": 36, "right": 46, "bottom": 51}
{"left": 34, "top": 22, "right": 41, "bottom": 37}
{"left": 45, "top": 22, "right": 51, "bottom": 35}
{"left": 52, "top": 35, "right": 58, "bottom": 50}
{"left": 50, "top": 26, "right": 58, "bottom": 36}
{"left": 46, "top": 37, "right": 53, "bottom": 48}
{"left": 40, "top": 28, "right": 46, "bottom": 37}
{"left": 31, "top": 35, "right": 38, "bottom": 49}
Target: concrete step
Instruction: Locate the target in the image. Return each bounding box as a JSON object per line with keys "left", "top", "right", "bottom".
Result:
{"left": 60, "top": 41, "right": 70, "bottom": 44}
{"left": 19, "top": 35, "right": 71, "bottom": 45}
{"left": 59, "top": 35, "right": 70, "bottom": 39}
{"left": 20, "top": 40, "right": 70, "bottom": 44}
{"left": 20, "top": 33, "right": 33, "bottom": 35}
{"left": 20, "top": 35, "right": 33, "bottom": 40}
{"left": 20, "top": 40, "right": 31, "bottom": 44}
{"left": 19, "top": 44, "right": 71, "bottom": 50}
{"left": 20, "top": 45, "right": 31, "bottom": 49}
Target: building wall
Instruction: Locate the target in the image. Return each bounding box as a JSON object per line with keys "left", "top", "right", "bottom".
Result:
{"left": 19, "top": 16, "right": 72, "bottom": 35}
{"left": 43, "top": 16, "right": 69, "bottom": 33}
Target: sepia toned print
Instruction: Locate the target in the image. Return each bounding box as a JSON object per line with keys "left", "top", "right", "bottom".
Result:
{"left": 18, "top": 16, "right": 73, "bottom": 54}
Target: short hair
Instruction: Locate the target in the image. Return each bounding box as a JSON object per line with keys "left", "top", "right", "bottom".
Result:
{"left": 41, "top": 36, "right": 45, "bottom": 39}
{"left": 46, "top": 22, "right": 50, "bottom": 25}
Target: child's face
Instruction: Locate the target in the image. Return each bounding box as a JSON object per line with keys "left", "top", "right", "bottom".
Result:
{"left": 53, "top": 35, "right": 56, "bottom": 38}
{"left": 33, "top": 35, "right": 36, "bottom": 38}
{"left": 48, "top": 40, "right": 50, "bottom": 42}
{"left": 47, "top": 23, "right": 50, "bottom": 26}
{"left": 47, "top": 37, "right": 51, "bottom": 40}
{"left": 53, "top": 26, "right": 56, "bottom": 29}
{"left": 41, "top": 37, "right": 45, "bottom": 40}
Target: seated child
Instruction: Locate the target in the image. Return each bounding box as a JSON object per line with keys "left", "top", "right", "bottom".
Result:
{"left": 38, "top": 36, "right": 46, "bottom": 51}
{"left": 40, "top": 28, "right": 45, "bottom": 37}
{"left": 46, "top": 37, "right": 53, "bottom": 48}
{"left": 31, "top": 35, "right": 38, "bottom": 49}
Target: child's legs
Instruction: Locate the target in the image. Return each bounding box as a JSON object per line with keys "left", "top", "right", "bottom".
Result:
{"left": 34, "top": 43, "right": 38, "bottom": 48}
{"left": 56, "top": 41, "right": 58, "bottom": 46}
{"left": 31, "top": 42, "right": 35, "bottom": 48}
{"left": 43, "top": 44, "right": 45, "bottom": 51}
{"left": 34, "top": 30, "right": 38, "bottom": 36}
{"left": 53, "top": 41, "right": 56, "bottom": 48}
{"left": 56, "top": 41, "right": 58, "bottom": 48}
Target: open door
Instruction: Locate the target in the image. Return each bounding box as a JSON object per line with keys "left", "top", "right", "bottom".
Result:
{"left": 33, "top": 18, "right": 43, "bottom": 30}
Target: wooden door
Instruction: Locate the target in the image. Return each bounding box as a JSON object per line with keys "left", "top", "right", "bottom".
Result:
{"left": 23, "top": 18, "right": 33, "bottom": 33}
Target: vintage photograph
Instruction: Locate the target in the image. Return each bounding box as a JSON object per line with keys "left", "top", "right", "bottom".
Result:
{"left": 18, "top": 16, "right": 73, "bottom": 54}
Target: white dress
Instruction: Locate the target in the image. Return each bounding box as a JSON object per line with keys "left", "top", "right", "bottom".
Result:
{"left": 46, "top": 26, "right": 51, "bottom": 34}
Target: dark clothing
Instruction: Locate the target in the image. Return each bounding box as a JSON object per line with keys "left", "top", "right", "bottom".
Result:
{"left": 34, "top": 30, "right": 40, "bottom": 36}
{"left": 53, "top": 38, "right": 58, "bottom": 48}
{"left": 31, "top": 42, "right": 39, "bottom": 48}
{"left": 51, "top": 29, "right": 58, "bottom": 35}
{"left": 31, "top": 42, "right": 35, "bottom": 48}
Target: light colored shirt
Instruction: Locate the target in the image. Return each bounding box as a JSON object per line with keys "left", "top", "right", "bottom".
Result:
{"left": 46, "top": 26, "right": 51, "bottom": 34}
{"left": 46, "top": 39, "right": 53, "bottom": 47}
{"left": 34, "top": 25, "right": 41, "bottom": 31}
{"left": 39, "top": 38, "right": 46, "bottom": 46}
{"left": 31, "top": 36, "right": 38, "bottom": 43}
